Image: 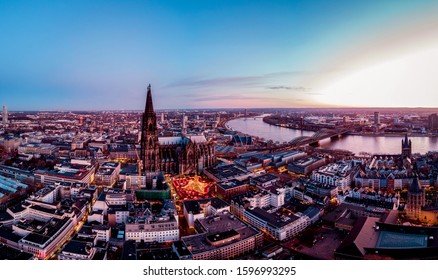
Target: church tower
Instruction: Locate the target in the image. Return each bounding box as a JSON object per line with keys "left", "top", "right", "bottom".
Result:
{"left": 401, "top": 134, "right": 412, "bottom": 158}
{"left": 140, "top": 84, "right": 160, "bottom": 172}
{"left": 406, "top": 174, "right": 425, "bottom": 220}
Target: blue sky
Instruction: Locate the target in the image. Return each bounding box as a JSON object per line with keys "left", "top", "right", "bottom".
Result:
{"left": 1, "top": 0, "right": 438, "bottom": 110}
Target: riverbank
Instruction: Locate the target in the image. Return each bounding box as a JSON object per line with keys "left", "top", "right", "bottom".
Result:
{"left": 347, "top": 132, "right": 438, "bottom": 137}
{"left": 226, "top": 117, "right": 438, "bottom": 154}
{"left": 262, "top": 115, "right": 438, "bottom": 138}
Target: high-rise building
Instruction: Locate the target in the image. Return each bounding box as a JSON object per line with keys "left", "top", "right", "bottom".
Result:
{"left": 182, "top": 114, "right": 187, "bottom": 134}
{"left": 374, "top": 112, "right": 380, "bottom": 126}
{"left": 140, "top": 85, "right": 216, "bottom": 174}
{"left": 401, "top": 134, "right": 412, "bottom": 158}
{"left": 2, "top": 105, "right": 8, "bottom": 127}
{"left": 428, "top": 113, "right": 438, "bottom": 131}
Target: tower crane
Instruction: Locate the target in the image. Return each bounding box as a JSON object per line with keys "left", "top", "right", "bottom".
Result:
{"left": 134, "top": 145, "right": 142, "bottom": 177}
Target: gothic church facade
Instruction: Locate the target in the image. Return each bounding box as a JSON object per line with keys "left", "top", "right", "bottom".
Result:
{"left": 140, "top": 85, "right": 216, "bottom": 174}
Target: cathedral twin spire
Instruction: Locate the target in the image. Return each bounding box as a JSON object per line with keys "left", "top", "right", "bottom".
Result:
{"left": 140, "top": 84, "right": 159, "bottom": 172}
{"left": 140, "top": 84, "right": 216, "bottom": 175}
{"left": 145, "top": 84, "right": 154, "bottom": 114}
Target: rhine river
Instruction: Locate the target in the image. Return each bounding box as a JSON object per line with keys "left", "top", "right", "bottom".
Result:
{"left": 226, "top": 116, "right": 438, "bottom": 155}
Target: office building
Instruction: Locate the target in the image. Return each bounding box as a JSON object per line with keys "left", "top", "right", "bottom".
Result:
{"left": 374, "top": 112, "right": 380, "bottom": 126}
{"left": 2, "top": 105, "right": 7, "bottom": 127}
{"left": 429, "top": 113, "right": 438, "bottom": 131}
{"left": 181, "top": 212, "right": 263, "bottom": 260}
{"left": 183, "top": 197, "right": 229, "bottom": 228}
{"left": 288, "top": 156, "right": 326, "bottom": 175}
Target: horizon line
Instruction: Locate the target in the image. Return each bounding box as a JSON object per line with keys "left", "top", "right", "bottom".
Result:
{"left": 5, "top": 106, "right": 438, "bottom": 113}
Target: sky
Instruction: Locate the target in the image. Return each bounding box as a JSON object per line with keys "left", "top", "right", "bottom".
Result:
{"left": 1, "top": 0, "right": 438, "bottom": 110}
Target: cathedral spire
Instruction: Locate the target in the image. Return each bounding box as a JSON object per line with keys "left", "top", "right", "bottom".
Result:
{"left": 145, "top": 84, "right": 154, "bottom": 114}
{"left": 140, "top": 84, "right": 159, "bottom": 172}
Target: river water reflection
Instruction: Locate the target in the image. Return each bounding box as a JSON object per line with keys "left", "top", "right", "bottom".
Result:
{"left": 226, "top": 116, "right": 438, "bottom": 155}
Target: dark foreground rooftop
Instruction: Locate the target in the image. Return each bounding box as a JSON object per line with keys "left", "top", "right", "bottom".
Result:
{"left": 0, "top": 244, "right": 34, "bottom": 260}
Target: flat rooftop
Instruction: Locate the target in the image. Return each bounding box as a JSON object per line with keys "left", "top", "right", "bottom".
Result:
{"left": 7, "top": 204, "right": 26, "bottom": 214}
{"left": 101, "top": 162, "right": 120, "bottom": 168}
{"left": 0, "top": 175, "right": 27, "bottom": 193}
{"left": 21, "top": 217, "right": 71, "bottom": 246}
{"left": 206, "top": 229, "right": 239, "bottom": 243}
{"left": 97, "top": 167, "right": 116, "bottom": 175}
{"left": 217, "top": 179, "right": 246, "bottom": 190}
{"left": 205, "top": 164, "right": 251, "bottom": 181}
{"left": 172, "top": 240, "right": 191, "bottom": 257}
{"left": 183, "top": 197, "right": 229, "bottom": 215}
{"left": 0, "top": 212, "right": 13, "bottom": 223}
{"left": 252, "top": 173, "right": 279, "bottom": 184}
{"left": 0, "top": 226, "right": 23, "bottom": 243}
{"left": 119, "top": 164, "right": 139, "bottom": 175}
{"left": 137, "top": 248, "right": 179, "bottom": 260}
{"left": 317, "top": 162, "right": 350, "bottom": 175}
{"left": 62, "top": 240, "right": 93, "bottom": 256}
{"left": 0, "top": 244, "right": 34, "bottom": 260}
{"left": 376, "top": 231, "right": 428, "bottom": 249}
{"left": 246, "top": 207, "right": 300, "bottom": 229}
{"left": 290, "top": 156, "right": 324, "bottom": 167}
{"left": 35, "top": 166, "right": 92, "bottom": 180}
{"left": 182, "top": 212, "right": 260, "bottom": 255}
{"left": 23, "top": 232, "right": 51, "bottom": 245}
{"left": 34, "top": 186, "right": 56, "bottom": 197}
{"left": 29, "top": 205, "right": 57, "bottom": 215}
{"left": 0, "top": 164, "right": 33, "bottom": 176}
{"left": 231, "top": 190, "right": 270, "bottom": 207}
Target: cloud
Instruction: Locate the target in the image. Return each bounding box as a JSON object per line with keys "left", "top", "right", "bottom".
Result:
{"left": 266, "top": 85, "right": 312, "bottom": 91}
{"left": 166, "top": 71, "right": 310, "bottom": 89}
{"left": 193, "top": 95, "right": 276, "bottom": 102}
{"left": 266, "top": 86, "right": 292, "bottom": 90}
{"left": 167, "top": 76, "right": 262, "bottom": 88}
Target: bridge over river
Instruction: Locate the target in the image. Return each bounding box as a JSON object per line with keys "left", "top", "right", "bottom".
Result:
{"left": 288, "top": 128, "right": 354, "bottom": 147}
{"left": 226, "top": 117, "right": 438, "bottom": 154}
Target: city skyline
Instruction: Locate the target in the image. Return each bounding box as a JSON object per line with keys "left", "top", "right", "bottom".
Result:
{"left": 2, "top": 0, "right": 438, "bottom": 110}
{"left": 2, "top": 83, "right": 438, "bottom": 261}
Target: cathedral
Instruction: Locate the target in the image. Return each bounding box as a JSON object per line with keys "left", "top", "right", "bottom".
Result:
{"left": 140, "top": 84, "right": 216, "bottom": 175}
